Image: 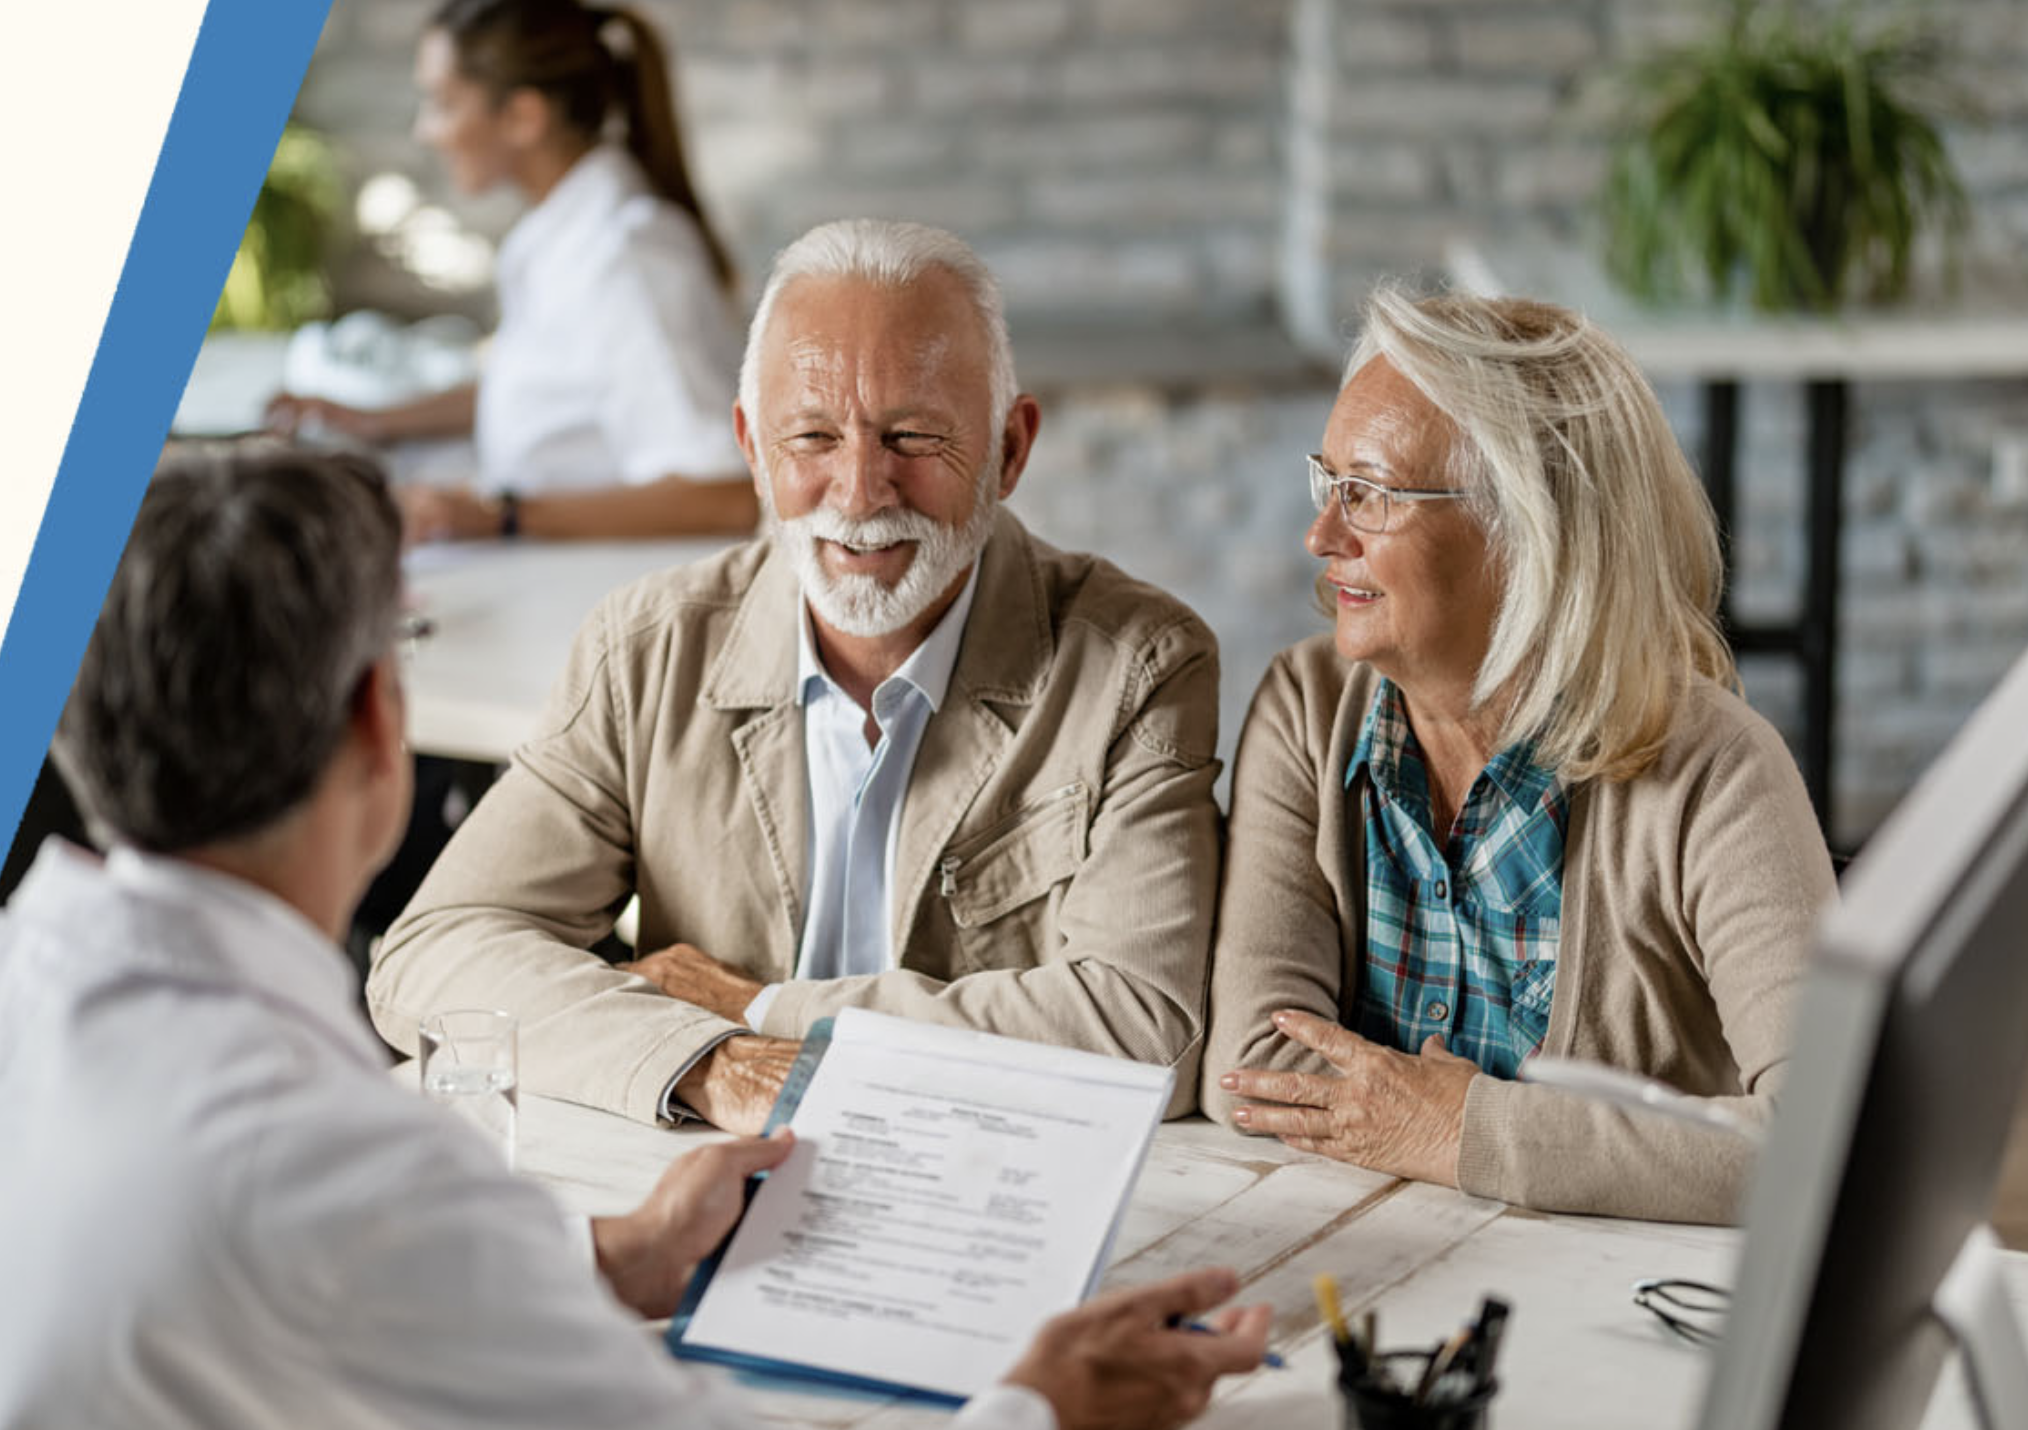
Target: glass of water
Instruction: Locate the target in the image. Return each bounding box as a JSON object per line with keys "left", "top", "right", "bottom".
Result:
{"left": 419, "top": 1009, "right": 518, "bottom": 1168}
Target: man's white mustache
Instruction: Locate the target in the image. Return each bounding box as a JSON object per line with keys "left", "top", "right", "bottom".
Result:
{"left": 789, "top": 509, "right": 945, "bottom": 548}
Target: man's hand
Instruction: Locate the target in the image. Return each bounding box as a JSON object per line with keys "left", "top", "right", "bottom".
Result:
{"left": 591, "top": 1131, "right": 794, "bottom": 1319}
{"left": 672, "top": 1035, "right": 801, "bottom": 1135}
{"left": 617, "top": 942, "right": 765, "bottom": 1023}
{"left": 1004, "top": 1268, "right": 1271, "bottom": 1430}
{"left": 398, "top": 485, "right": 499, "bottom": 545}
{"left": 1218, "top": 1009, "right": 1476, "bottom": 1187}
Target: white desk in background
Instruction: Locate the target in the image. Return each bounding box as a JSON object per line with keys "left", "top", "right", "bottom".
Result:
{"left": 174, "top": 338, "right": 737, "bottom": 763}
{"left": 175, "top": 340, "right": 739, "bottom": 763}
{"left": 172, "top": 330, "right": 290, "bottom": 436}
{"left": 403, "top": 538, "right": 730, "bottom": 762}
{"left": 502, "top": 1089, "right": 2027, "bottom": 1430}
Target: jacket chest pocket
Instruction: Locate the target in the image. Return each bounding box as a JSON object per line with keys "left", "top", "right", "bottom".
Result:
{"left": 939, "top": 781, "right": 1090, "bottom": 932}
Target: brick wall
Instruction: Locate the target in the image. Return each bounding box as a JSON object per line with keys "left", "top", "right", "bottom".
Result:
{"left": 292, "top": 0, "right": 2028, "bottom": 846}
{"left": 302, "top": 0, "right": 1294, "bottom": 325}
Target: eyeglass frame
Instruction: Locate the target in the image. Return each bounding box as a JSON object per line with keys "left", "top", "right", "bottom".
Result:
{"left": 1306, "top": 453, "right": 1470, "bottom": 534}
{"left": 397, "top": 612, "right": 437, "bottom": 661}
{"left": 1632, "top": 1277, "right": 1730, "bottom": 1346}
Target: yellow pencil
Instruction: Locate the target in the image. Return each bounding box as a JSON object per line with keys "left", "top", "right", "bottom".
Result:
{"left": 1313, "top": 1273, "right": 1351, "bottom": 1344}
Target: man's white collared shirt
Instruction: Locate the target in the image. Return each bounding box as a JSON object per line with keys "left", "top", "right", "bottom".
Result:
{"left": 744, "top": 566, "right": 980, "bottom": 1027}
{"left": 0, "top": 841, "right": 1048, "bottom": 1430}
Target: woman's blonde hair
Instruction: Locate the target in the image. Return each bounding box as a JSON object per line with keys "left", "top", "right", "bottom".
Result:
{"left": 1346, "top": 285, "right": 1736, "bottom": 782}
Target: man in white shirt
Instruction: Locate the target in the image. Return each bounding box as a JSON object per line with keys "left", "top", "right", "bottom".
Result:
{"left": 0, "top": 445, "right": 1267, "bottom": 1428}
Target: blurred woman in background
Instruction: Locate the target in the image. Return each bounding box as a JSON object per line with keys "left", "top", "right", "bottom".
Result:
{"left": 269, "top": 0, "right": 754, "bottom": 542}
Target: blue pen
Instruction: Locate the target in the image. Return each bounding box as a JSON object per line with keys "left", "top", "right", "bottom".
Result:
{"left": 1168, "top": 1317, "right": 1287, "bottom": 1369}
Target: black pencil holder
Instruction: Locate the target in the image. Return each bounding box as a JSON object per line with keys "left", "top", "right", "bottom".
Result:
{"left": 1337, "top": 1349, "right": 1497, "bottom": 1430}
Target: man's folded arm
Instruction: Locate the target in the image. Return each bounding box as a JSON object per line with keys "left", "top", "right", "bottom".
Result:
{"left": 369, "top": 606, "right": 738, "bottom": 1122}
{"left": 371, "top": 897, "right": 748, "bottom": 1123}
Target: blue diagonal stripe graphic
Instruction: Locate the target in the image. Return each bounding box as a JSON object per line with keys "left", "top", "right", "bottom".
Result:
{"left": 0, "top": 0, "right": 333, "bottom": 855}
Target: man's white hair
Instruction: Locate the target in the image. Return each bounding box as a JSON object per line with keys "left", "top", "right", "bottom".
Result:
{"left": 737, "top": 218, "right": 1018, "bottom": 437}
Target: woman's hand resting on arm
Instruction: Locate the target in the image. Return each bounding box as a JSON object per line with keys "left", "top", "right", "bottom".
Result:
{"left": 1218, "top": 1009, "right": 1477, "bottom": 1186}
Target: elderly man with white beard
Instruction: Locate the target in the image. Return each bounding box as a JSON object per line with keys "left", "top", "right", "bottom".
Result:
{"left": 368, "top": 220, "right": 1223, "bottom": 1131}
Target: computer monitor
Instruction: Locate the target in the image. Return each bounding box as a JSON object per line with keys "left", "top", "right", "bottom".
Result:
{"left": 1699, "top": 645, "right": 2028, "bottom": 1430}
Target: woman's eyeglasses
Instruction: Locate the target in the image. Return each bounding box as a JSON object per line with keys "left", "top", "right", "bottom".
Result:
{"left": 1306, "top": 454, "right": 1469, "bottom": 534}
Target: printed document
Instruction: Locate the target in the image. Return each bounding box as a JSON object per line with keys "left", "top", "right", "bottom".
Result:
{"left": 675, "top": 1008, "right": 1172, "bottom": 1400}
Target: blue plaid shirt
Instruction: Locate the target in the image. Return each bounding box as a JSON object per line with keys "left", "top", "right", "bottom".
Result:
{"left": 1345, "top": 680, "right": 1569, "bottom": 1078}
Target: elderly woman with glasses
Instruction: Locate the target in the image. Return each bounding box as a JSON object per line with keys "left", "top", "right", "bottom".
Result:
{"left": 1203, "top": 288, "right": 1835, "bottom": 1224}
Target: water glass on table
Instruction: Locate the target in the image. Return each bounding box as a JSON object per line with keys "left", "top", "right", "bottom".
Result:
{"left": 419, "top": 1009, "right": 518, "bottom": 1168}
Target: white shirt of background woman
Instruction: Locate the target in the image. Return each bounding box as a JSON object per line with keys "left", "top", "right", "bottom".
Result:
{"left": 475, "top": 144, "right": 747, "bottom": 495}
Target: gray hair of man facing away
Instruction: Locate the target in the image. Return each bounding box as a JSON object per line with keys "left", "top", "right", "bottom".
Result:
{"left": 1347, "top": 285, "right": 1736, "bottom": 783}
{"left": 54, "top": 443, "right": 404, "bottom": 853}
{"left": 736, "top": 218, "right": 1019, "bottom": 440}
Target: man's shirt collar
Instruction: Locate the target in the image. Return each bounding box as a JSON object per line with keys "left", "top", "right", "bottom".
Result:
{"left": 93, "top": 844, "right": 384, "bottom": 1069}
{"left": 796, "top": 558, "right": 983, "bottom": 715}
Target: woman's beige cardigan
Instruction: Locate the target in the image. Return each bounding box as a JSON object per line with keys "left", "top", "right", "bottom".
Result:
{"left": 1203, "top": 636, "right": 1837, "bottom": 1224}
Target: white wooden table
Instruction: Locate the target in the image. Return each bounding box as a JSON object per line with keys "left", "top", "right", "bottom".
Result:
{"left": 402, "top": 537, "right": 732, "bottom": 761}
{"left": 513, "top": 1089, "right": 1959, "bottom": 1430}
{"left": 511, "top": 1090, "right": 2028, "bottom": 1429}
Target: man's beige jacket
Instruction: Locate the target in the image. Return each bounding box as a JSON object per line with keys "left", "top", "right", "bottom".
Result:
{"left": 369, "top": 511, "right": 1220, "bottom": 1120}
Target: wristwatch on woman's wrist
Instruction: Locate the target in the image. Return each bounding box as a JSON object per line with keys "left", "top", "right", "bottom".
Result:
{"left": 496, "top": 488, "right": 521, "bottom": 539}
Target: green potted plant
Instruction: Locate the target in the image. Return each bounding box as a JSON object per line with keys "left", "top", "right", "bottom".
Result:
{"left": 212, "top": 120, "right": 344, "bottom": 330}
{"left": 1597, "top": 0, "right": 1970, "bottom": 312}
